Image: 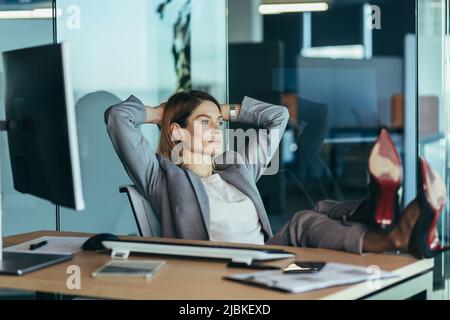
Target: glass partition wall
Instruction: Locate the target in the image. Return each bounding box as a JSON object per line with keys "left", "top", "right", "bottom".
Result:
{"left": 0, "top": 0, "right": 228, "bottom": 237}
{"left": 227, "top": 0, "right": 416, "bottom": 231}
{"left": 55, "top": 0, "right": 228, "bottom": 234}
{"left": 228, "top": 0, "right": 449, "bottom": 300}
{"left": 417, "top": 0, "right": 450, "bottom": 300}
{"left": 0, "top": 1, "right": 56, "bottom": 237}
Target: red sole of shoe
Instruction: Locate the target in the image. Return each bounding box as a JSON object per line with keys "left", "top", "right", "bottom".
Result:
{"left": 369, "top": 129, "right": 403, "bottom": 229}
{"left": 419, "top": 157, "right": 447, "bottom": 251}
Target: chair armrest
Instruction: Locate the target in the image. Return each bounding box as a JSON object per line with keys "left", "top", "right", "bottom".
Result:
{"left": 119, "top": 185, "right": 130, "bottom": 194}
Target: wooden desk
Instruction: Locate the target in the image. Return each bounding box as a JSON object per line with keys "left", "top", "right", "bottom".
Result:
{"left": 0, "top": 231, "right": 434, "bottom": 300}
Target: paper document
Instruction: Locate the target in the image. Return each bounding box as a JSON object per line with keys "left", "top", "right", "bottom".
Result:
{"left": 4, "top": 236, "right": 89, "bottom": 255}
{"left": 225, "top": 263, "right": 399, "bottom": 294}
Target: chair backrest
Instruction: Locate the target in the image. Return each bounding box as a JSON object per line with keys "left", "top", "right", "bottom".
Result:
{"left": 119, "top": 185, "right": 161, "bottom": 237}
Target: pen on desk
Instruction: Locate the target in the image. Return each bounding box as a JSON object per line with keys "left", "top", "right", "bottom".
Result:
{"left": 29, "top": 240, "right": 48, "bottom": 251}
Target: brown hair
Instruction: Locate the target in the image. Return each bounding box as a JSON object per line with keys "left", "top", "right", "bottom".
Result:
{"left": 157, "top": 90, "right": 221, "bottom": 161}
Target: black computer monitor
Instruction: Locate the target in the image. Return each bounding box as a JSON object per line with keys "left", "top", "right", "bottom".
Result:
{"left": 2, "top": 43, "right": 85, "bottom": 211}
{"left": 0, "top": 43, "right": 85, "bottom": 275}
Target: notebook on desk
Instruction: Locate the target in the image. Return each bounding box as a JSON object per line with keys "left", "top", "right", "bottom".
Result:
{"left": 224, "top": 263, "right": 399, "bottom": 294}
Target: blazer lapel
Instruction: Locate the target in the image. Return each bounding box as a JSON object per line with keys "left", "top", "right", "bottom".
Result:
{"left": 185, "top": 170, "right": 211, "bottom": 238}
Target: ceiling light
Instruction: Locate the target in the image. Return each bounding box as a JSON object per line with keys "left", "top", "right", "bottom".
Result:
{"left": 302, "top": 45, "right": 365, "bottom": 59}
{"left": 0, "top": 8, "right": 62, "bottom": 19}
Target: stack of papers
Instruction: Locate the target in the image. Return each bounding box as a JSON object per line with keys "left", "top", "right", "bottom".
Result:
{"left": 225, "top": 263, "right": 399, "bottom": 294}
{"left": 4, "top": 236, "right": 89, "bottom": 255}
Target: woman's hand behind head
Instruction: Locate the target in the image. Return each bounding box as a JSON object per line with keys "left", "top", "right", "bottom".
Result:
{"left": 145, "top": 103, "right": 165, "bottom": 125}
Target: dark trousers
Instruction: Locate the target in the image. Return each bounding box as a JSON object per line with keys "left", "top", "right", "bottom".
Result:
{"left": 267, "top": 199, "right": 369, "bottom": 254}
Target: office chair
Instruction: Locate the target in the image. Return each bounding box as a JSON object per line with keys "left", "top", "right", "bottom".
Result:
{"left": 119, "top": 185, "right": 161, "bottom": 237}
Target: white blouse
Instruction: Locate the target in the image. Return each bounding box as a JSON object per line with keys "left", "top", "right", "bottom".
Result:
{"left": 200, "top": 174, "right": 265, "bottom": 245}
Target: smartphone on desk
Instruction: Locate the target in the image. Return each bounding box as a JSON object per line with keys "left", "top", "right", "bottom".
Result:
{"left": 282, "top": 261, "right": 326, "bottom": 274}
{"left": 92, "top": 260, "right": 166, "bottom": 279}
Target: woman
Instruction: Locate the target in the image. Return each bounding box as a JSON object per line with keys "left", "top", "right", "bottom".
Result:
{"left": 105, "top": 90, "right": 448, "bottom": 259}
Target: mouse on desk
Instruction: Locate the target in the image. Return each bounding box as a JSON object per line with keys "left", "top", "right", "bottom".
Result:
{"left": 82, "top": 233, "right": 120, "bottom": 251}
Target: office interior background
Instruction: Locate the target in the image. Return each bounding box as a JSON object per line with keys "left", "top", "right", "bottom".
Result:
{"left": 0, "top": 0, "right": 449, "bottom": 299}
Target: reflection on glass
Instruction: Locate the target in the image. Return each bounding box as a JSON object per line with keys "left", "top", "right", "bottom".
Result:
{"left": 228, "top": 2, "right": 414, "bottom": 232}
{"left": 418, "top": 0, "right": 450, "bottom": 300}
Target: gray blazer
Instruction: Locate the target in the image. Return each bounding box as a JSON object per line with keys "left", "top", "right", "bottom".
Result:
{"left": 104, "top": 95, "right": 289, "bottom": 243}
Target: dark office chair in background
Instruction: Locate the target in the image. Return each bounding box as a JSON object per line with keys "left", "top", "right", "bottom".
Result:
{"left": 119, "top": 185, "right": 161, "bottom": 237}
{"left": 295, "top": 97, "right": 346, "bottom": 202}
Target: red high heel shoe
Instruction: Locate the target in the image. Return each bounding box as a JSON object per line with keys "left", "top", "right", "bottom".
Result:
{"left": 408, "top": 157, "right": 449, "bottom": 259}
{"left": 366, "top": 129, "right": 403, "bottom": 233}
